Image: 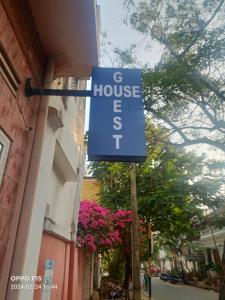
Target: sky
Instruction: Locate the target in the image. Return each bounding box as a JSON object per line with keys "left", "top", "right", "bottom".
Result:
{"left": 85, "top": 0, "right": 163, "bottom": 131}
{"left": 97, "top": 0, "right": 163, "bottom": 67}
{"left": 84, "top": 0, "right": 225, "bottom": 162}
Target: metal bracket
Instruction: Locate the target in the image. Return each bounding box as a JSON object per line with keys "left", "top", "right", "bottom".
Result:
{"left": 25, "top": 78, "right": 92, "bottom": 99}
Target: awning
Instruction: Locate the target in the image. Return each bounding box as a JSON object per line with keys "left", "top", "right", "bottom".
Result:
{"left": 28, "top": 0, "right": 100, "bottom": 78}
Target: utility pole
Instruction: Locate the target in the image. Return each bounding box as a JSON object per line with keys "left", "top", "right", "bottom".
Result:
{"left": 130, "top": 162, "right": 141, "bottom": 300}
{"left": 147, "top": 222, "right": 152, "bottom": 300}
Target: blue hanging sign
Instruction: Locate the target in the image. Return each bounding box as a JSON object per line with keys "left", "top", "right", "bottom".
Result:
{"left": 88, "top": 67, "right": 146, "bottom": 162}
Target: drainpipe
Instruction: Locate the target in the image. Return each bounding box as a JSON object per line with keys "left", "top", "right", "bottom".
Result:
{"left": 7, "top": 57, "right": 55, "bottom": 299}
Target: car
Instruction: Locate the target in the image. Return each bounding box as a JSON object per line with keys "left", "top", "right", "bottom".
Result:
{"left": 150, "top": 266, "right": 162, "bottom": 277}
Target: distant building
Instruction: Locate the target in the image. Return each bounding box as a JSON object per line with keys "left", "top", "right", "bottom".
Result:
{"left": 157, "top": 205, "right": 225, "bottom": 276}
{"left": 81, "top": 176, "right": 101, "bottom": 202}
{"left": 199, "top": 205, "right": 225, "bottom": 263}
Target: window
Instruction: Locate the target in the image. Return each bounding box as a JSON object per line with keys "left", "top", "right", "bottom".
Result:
{"left": 0, "top": 129, "right": 10, "bottom": 186}
{"left": 0, "top": 43, "right": 20, "bottom": 96}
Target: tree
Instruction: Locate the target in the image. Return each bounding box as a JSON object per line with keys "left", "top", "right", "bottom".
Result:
{"left": 123, "top": 2, "right": 225, "bottom": 296}
{"left": 124, "top": 0, "right": 225, "bottom": 152}
{"left": 100, "top": 31, "right": 140, "bottom": 68}
{"left": 90, "top": 122, "right": 224, "bottom": 271}
{"left": 90, "top": 122, "right": 224, "bottom": 230}
{"left": 77, "top": 200, "right": 132, "bottom": 253}
{"left": 90, "top": 122, "right": 225, "bottom": 297}
{"left": 77, "top": 200, "right": 146, "bottom": 289}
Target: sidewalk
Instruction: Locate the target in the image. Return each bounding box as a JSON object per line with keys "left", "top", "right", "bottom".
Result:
{"left": 142, "top": 289, "right": 154, "bottom": 300}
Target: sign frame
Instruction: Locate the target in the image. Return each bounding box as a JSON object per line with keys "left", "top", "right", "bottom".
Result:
{"left": 88, "top": 67, "right": 146, "bottom": 162}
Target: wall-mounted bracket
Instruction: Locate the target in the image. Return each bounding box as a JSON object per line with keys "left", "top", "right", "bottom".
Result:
{"left": 25, "top": 78, "right": 92, "bottom": 100}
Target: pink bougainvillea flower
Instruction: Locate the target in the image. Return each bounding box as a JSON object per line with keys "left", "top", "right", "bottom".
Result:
{"left": 77, "top": 200, "right": 132, "bottom": 253}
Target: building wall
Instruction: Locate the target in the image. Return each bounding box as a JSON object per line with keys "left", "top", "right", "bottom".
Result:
{"left": 0, "top": 1, "right": 99, "bottom": 298}
{"left": 157, "top": 249, "right": 197, "bottom": 273}
{"left": 200, "top": 226, "right": 225, "bottom": 257}
{"left": 6, "top": 75, "right": 87, "bottom": 299}
{"left": 44, "top": 78, "right": 87, "bottom": 240}
{"left": 199, "top": 205, "right": 225, "bottom": 261}
{"left": 32, "top": 78, "right": 87, "bottom": 300}
{"left": 68, "top": 242, "right": 86, "bottom": 300}
{"left": 80, "top": 177, "right": 100, "bottom": 201}
{"left": 83, "top": 254, "right": 94, "bottom": 300}
{"left": 0, "top": 1, "right": 42, "bottom": 295}
{"left": 33, "top": 233, "right": 70, "bottom": 300}
{"left": 33, "top": 233, "right": 86, "bottom": 300}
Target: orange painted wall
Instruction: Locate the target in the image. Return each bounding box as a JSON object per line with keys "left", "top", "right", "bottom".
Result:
{"left": 68, "top": 242, "right": 85, "bottom": 300}
{"left": 34, "top": 233, "right": 85, "bottom": 300}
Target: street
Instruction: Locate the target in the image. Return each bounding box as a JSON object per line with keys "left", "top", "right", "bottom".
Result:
{"left": 143, "top": 278, "right": 218, "bottom": 300}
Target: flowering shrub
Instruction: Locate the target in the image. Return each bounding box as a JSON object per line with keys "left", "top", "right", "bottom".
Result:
{"left": 77, "top": 200, "right": 132, "bottom": 253}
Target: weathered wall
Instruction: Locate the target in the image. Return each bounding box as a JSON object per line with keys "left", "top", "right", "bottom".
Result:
{"left": 0, "top": 1, "right": 43, "bottom": 293}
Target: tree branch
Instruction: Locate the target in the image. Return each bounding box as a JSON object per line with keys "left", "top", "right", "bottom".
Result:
{"left": 148, "top": 107, "right": 189, "bottom": 142}
{"left": 149, "top": 107, "right": 225, "bottom": 152}
{"left": 199, "top": 95, "right": 225, "bottom": 132}
{"left": 169, "top": 138, "right": 225, "bottom": 153}
{"left": 181, "top": 0, "right": 225, "bottom": 56}
{"left": 155, "top": 29, "right": 225, "bottom": 103}
{"left": 179, "top": 126, "right": 217, "bottom": 132}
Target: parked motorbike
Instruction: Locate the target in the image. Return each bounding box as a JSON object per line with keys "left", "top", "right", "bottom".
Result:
{"left": 169, "top": 274, "right": 181, "bottom": 284}
{"left": 160, "top": 272, "right": 185, "bottom": 284}
{"left": 159, "top": 272, "right": 171, "bottom": 281}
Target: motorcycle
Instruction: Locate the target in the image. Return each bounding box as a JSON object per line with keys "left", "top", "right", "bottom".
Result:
{"left": 160, "top": 272, "right": 185, "bottom": 284}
